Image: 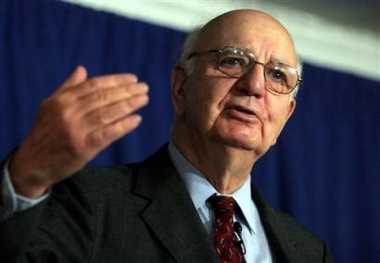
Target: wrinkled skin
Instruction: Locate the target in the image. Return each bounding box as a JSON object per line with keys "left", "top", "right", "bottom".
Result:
{"left": 171, "top": 10, "right": 297, "bottom": 193}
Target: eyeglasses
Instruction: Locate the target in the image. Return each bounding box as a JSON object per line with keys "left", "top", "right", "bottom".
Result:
{"left": 187, "top": 46, "right": 302, "bottom": 94}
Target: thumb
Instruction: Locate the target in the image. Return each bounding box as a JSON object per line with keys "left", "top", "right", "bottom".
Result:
{"left": 60, "top": 65, "right": 88, "bottom": 90}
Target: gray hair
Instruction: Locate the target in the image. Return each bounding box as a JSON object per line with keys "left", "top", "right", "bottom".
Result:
{"left": 292, "top": 57, "right": 303, "bottom": 98}
{"left": 178, "top": 27, "right": 202, "bottom": 73}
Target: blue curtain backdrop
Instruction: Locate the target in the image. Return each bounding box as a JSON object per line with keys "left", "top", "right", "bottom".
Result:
{"left": 0, "top": 0, "right": 379, "bottom": 262}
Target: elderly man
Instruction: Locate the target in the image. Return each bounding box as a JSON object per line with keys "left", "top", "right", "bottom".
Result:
{"left": 0, "top": 9, "right": 333, "bottom": 263}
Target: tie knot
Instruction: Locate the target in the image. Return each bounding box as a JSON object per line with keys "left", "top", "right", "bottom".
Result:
{"left": 208, "top": 195, "right": 236, "bottom": 215}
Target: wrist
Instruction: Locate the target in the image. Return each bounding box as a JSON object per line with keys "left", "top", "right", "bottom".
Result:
{"left": 9, "top": 155, "right": 50, "bottom": 199}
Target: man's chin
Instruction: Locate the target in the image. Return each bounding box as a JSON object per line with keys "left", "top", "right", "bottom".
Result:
{"left": 224, "top": 137, "right": 263, "bottom": 152}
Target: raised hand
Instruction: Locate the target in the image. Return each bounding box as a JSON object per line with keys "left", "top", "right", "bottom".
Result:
{"left": 9, "top": 66, "right": 149, "bottom": 198}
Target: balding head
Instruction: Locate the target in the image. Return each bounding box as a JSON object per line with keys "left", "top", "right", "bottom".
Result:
{"left": 183, "top": 10, "right": 296, "bottom": 63}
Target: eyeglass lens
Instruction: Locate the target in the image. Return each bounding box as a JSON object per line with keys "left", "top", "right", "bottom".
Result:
{"left": 217, "top": 48, "right": 298, "bottom": 94}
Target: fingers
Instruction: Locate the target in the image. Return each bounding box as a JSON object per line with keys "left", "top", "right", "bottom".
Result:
{"left": 76, "top": 82, "right": 149, "bottom": 116}
{"left": 85, "top": 114, "right": 143, "bottom": 150}
{"left": 53, "top": 68, "right": 150, "bottom": 154}
{"left": 49, "top": 66, "right": 149, "bottom": 131}
{"left": 50, "top": 66, "right": 149, "bottom": 135}
{"left": 77, "top": 77, "right": 150, "bottom": 153}
{"left": 60, "top": 66, "right": 88, "bottom": 90}
{"left": 83, "top": 91, "right": 149, "bottom": 133}
{"left": 69, "top": 73, "right": 139, "bottom": 98}
{"left": 58, "top": 66, "right": 138, "bottom": 98}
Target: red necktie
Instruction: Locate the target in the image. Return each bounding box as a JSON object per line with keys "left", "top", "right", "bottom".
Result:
{"left": 208, "top": 195, "right": 246, "bottom": 263}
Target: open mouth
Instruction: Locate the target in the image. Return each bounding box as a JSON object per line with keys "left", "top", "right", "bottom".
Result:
{"left": 230, "top": 105, "right": 254, "bottom": 115}
{"left": 224, "top": 104, "right": 260, "bottom": 123}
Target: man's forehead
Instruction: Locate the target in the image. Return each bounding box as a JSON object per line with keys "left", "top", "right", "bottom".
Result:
{"left": 194, "top": 10, "right": 297, "bottom": 65}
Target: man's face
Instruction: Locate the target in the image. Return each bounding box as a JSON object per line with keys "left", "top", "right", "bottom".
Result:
{"left": 172, "top": 11, "right": 297, "bottom": 158}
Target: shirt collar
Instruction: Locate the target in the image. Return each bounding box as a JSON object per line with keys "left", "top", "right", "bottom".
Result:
{"left": 168, "top": 142, "right": 214, "bottom": 210}
{"left": 168, "top": 142, "right": 257, "bottom": 234}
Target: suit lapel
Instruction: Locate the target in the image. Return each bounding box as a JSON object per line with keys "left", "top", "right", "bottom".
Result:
{"left": 251, "top": 184, "right": 306, "bottom": 263}
{"left": 132, "top": 146, "right": 218, "bottom": 262}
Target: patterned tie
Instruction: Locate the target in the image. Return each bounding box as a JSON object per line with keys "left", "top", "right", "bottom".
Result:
{"left": 208, "top": 195, "right": 246, "bottom": 263}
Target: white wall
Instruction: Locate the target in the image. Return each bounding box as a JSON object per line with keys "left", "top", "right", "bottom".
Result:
{"left": 61, "top": 0, "right": 380, "bottom": 81}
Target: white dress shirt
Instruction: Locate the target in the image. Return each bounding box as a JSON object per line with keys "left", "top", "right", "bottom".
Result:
{"left": 168, "top": 142, "right": 273, "bottom": 263}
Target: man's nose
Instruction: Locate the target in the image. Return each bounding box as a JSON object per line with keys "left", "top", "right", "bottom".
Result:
{"left": 235, "top": 64, "right": 266, "bottom": 98}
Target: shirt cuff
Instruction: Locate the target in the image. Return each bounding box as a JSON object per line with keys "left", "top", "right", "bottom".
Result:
{"left": 1, "top": 159, "right": 49, "bottom": 220}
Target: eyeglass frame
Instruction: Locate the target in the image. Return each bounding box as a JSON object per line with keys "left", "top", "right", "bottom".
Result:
{"left": 187, "top": 46, "right": 302, "bottom": 95}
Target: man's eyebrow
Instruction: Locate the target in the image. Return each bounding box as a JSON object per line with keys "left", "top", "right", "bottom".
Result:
{"left": 227, "top": 45, "right": 295, "bottom": 67}
{"left": 270, "top": 58, "right": 287, "bottom": 64}
{"left": 241, "top": 47, "right": 288, "bottom": 63}
{"left": 269, "top": 57, "right": 295, "bottom": 68}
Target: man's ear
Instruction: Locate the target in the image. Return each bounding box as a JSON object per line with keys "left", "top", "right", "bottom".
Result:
{"left": 271, "top": 98, "right": 296, "bottom": 146}
{"left": 286, "top": 98, "right": 296, "bottom": 121}
{"left": 170, "top": 65, "right": 188, "bottom": 116}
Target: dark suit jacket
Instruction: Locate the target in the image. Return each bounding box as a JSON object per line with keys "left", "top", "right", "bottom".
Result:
{"left": 0, "top": 145, "right": 333, "bottom": 262}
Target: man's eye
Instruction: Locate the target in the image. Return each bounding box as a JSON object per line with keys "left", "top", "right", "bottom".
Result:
{"left": 267, "top": 68, "right": 288, "bottom": 84}
{"left": 219, "top": 56, "right": 246, "bottom": 68}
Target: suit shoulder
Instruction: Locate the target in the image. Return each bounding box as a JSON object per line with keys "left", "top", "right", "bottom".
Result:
{"left": 50, "top": 164, "right": 140, "bottom": 207}
{"left": 268, "top": 206, "right": 320, "bottom": 240}
{"left": 251, "top": 186, "right": 333, "bottom": 261}
{"left": 263, "top": 206, "right": 333, "bottom": 262}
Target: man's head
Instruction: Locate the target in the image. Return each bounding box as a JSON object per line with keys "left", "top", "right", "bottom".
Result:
{"left": 171, "top": 9, "right": 300, "bottom": 160}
